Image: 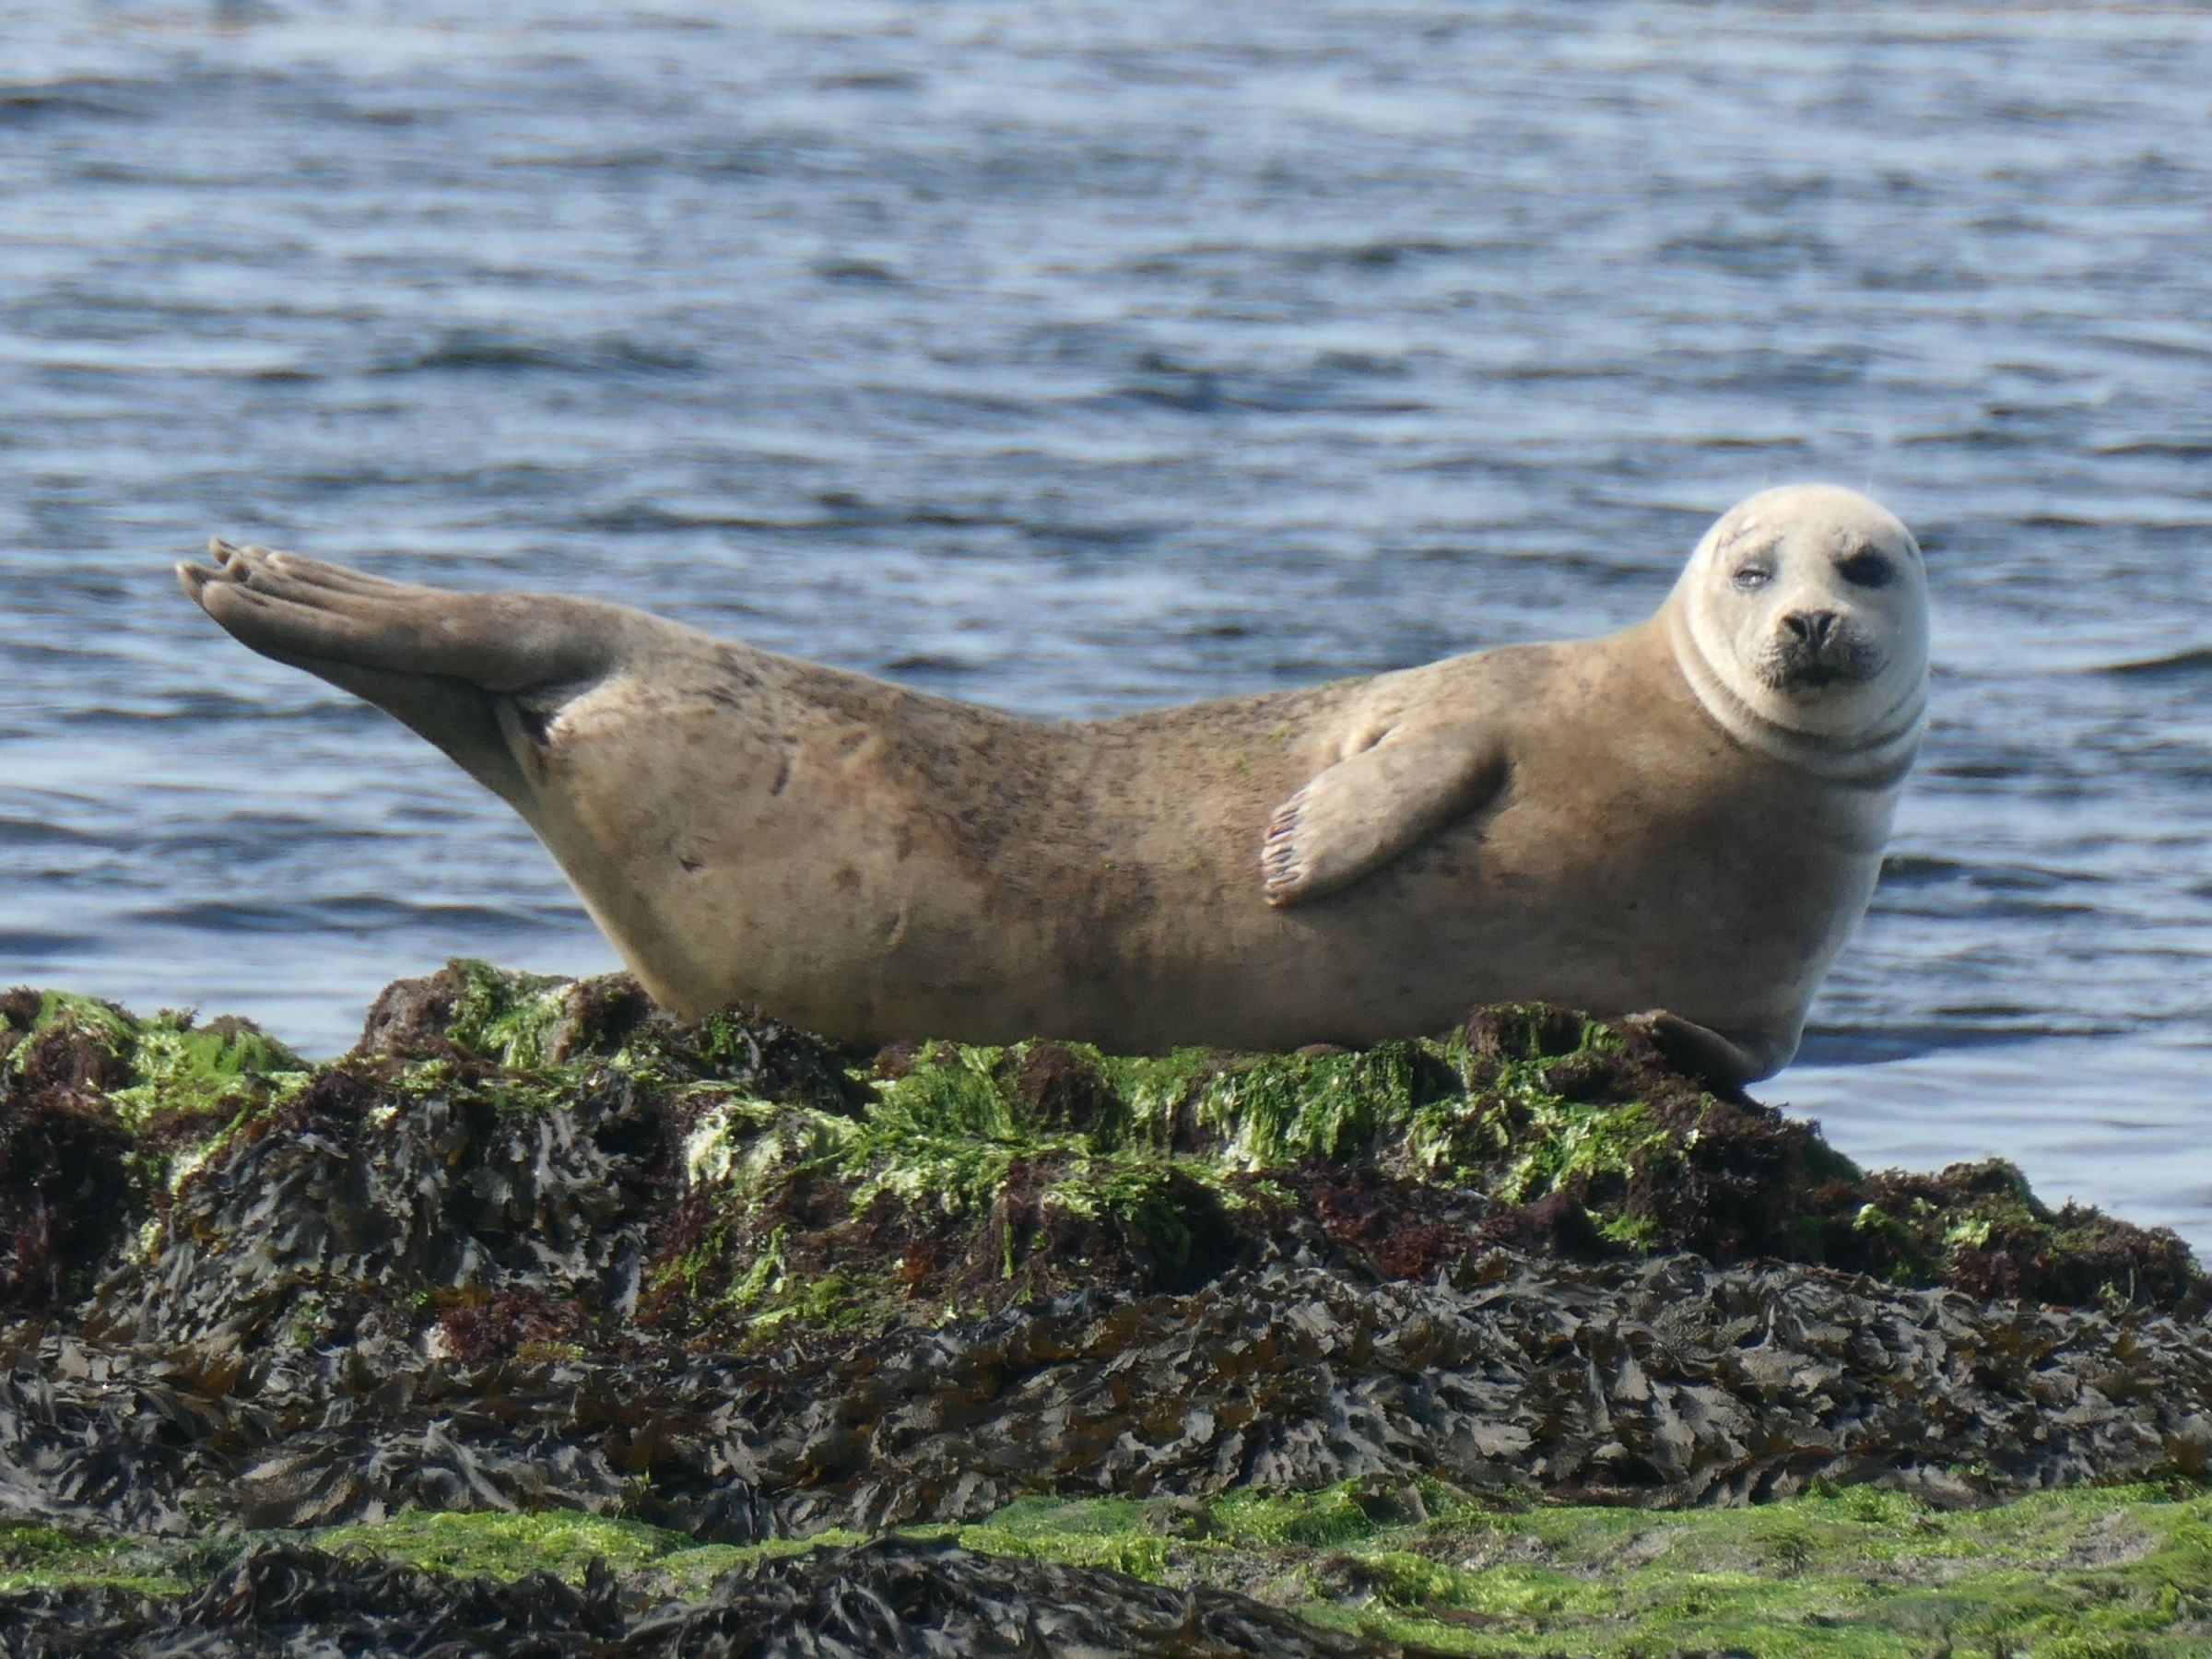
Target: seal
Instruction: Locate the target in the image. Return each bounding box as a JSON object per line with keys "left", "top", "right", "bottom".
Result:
{"left": 177, "top": 483, "right": 1927, "bottom": 1084}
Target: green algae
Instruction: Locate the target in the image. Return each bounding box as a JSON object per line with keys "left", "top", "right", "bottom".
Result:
{"left": 927, "top": 1483, "right": 2212, "bottom": 1656}
{"left": 1111, "top": 1041, "right": 1438, "bottom": 1167}
{"left": 1206, "top": 1479, "right": 2212, "bottom": 1656}
{"left": 16, "top": 992, "right": 135, "bottom": 1057}
{"left": 311, "top": 1509, "right": 869, "bottom": 1597}
{"left": 14, "top": 1485, "right": 2200, "bottom": 1656}
{"left": 0, "top": 1524, "right": 189, "bottom": 1596}
{"left": 1494, "top": 1097, "right": 1670, "bottom": 1206}
{"left": 314, "top": 1509, "right": 683, "bottom": 1583}
{"left": 640, "top": 1036, "right": 1274, "bottom": 1331}
{"left": 6, "top": 991, "right": 306, "bottom": 1133}
{"left": 438, "top": 959, "right": 579, "bottom": 1072}
{"left": 106, "top": 1020, "right": 307, "bottom": 1134}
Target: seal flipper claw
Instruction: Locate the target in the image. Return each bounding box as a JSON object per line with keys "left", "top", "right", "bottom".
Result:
{"left": 1259, "top": 790, "right": 1312, "bottom": 901}
{"left": 1261, "top": 724, "right": 1507, "bottom": 906}
{"left": 256, "top": 547, "right": 420, "bottom": 599}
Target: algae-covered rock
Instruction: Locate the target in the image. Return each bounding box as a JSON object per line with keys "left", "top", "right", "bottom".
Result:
{"left": 355, "top": 957, "right": 862, "bottom": 1109}
{"left": 8, "top": 959, "right": 2203, "bottom": 1356}
{"left": 1861, "top": 1157, "right": 2203, "bottom": 1313}
{"left": 36, "top": 960, "right": 2190, "bottom": 1365}
{"left": 0, "top": 988, "right": 305, "bottom": 1311}
{"left": 5, "top": 961, "right": 2209, "bottom": 1654}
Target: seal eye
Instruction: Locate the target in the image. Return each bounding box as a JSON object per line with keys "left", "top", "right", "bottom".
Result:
{"left": 1838, "top": 549, "right": 1893, "bottom": 588}
{"left": 1732, "top": 566, "right": 1771, "bottom": 591}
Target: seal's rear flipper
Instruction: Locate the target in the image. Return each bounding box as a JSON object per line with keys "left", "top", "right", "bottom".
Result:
{"left": 177, "top": 540, "right": 634, "bottom": 808}
{"left": 178, "top": 541, "right": 622, "bottom": 690}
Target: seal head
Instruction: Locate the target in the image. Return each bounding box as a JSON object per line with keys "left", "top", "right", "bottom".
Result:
{"left": 1667, "top": 483, "right": 1929, "bottom": 786}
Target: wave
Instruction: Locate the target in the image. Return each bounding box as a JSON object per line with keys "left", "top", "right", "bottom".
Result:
{"left": 812, "top": 257, "right": 903, "bottom": 285}
{"left": 0, "top": 928, "right": 97, "bottom": 958}
{"left": 135, "top": 896, "right": 549, "bottom": 934}
{"left": 1877, "top": 853, "right": 1972, "bottom": 885}
{"left": 2093, "top": 439, "right": 2212, "bottom": 459}
{"left": 57, "top": 696, "right": 389, "bottom": 732}
{"left": 0, "top": 77, "right": 151, "bottom": 124}
{"left": 373, "top": 330, "right": 702, "bottom": 379}
{"left": 813, "top": 71, "right": 923, "bottom": 92}
{"left": 881, "top": 653, "right": 982, "bottom": 678}
{"left": 572, "top": 500, "right": 1009, "bottom": 535}
{"left": 0, "top": 816, "right": 103, "bottom": 848}
{"left": 2093, "top": 646, "right": 2212, "bottom": 681}
{"left": 1792, "top": 1019, "right": 2122, "bottom": 1068}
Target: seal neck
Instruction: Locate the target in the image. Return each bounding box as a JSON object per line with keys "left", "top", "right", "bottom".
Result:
{"left": 1664, "top": 602, "right": 1925, "bottom": 790}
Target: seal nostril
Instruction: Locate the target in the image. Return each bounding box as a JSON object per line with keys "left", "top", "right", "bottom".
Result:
{"left": 1784, "top": 610, "right": 1837, "bottom": 649}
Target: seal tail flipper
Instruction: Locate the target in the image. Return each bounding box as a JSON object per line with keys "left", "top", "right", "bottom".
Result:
{"left": 176, "top": 540, "right": 639, "bottom": 807}
{"left": 177, "top": 540, "right": 624, "bottom": 691}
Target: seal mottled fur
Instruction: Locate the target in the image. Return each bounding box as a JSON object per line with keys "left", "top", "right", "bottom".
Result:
{"left": 178, "top": 484, "right": 1928, "bottom": 1084}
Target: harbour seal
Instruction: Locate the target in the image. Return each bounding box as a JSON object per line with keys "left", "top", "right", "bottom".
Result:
{"left": 176, "top": 483, "right": 1927, "bottom": 1085}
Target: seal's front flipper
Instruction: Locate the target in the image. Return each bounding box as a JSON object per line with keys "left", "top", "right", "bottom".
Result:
{"left": 1620, "top": 1010, "right": 1782, "bottom": 1096}
{"left": 1261, "top": 724, "right": 1506, "bottom": 906}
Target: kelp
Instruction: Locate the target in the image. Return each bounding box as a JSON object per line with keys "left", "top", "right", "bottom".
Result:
{"left": 8, "top": 1249, "right": 2212, "bottom": 1547}
{"left": 0, "top": 1535, "right": 1423, "bottom": 1658}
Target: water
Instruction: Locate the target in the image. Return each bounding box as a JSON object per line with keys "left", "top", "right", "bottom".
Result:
{"left": 4, "top": 3, "right": 2207, "bottom": 1247}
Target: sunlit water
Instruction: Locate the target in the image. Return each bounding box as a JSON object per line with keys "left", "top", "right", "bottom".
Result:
{"left": 4, "top": 3, "right": 2207, "bottom": 1246}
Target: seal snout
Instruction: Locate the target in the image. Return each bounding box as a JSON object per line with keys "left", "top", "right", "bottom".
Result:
{"left": 1760, "top": 606, "right": 1881, "bottom": 693}
{"left": 1782, "top": 609, "right": 1837, "bottom": 650}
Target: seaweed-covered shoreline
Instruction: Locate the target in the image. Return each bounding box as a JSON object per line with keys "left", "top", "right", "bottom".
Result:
{"left": 3, "top": 963, "right": 2208, "bottom": 1655}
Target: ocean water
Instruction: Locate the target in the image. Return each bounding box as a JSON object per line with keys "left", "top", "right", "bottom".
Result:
{"left": 3, "top": 3, "right": 2207, "bottom": 1246}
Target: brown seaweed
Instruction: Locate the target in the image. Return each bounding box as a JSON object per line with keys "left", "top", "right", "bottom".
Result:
{"left": 6, "top": 1248, "right": 2212, "bottom": 1546}
{"left": 2, "top": 965, "right": 2206, "bottom": 1653}
{"left": 0, "top": 1535, "right": 1441, "bottom": 1657}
